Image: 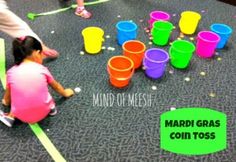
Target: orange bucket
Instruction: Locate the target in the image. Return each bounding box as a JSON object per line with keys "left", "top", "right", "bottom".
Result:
{"left": 122, "top": 40, "right": 146, "bottom": 69}
{"left": 107, "top": 56, "right": 134, "bottom": 88}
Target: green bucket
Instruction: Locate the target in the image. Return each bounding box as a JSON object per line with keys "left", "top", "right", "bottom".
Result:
{"left": 169, "top": 40, "right": 195, "bottom": 69}
{"left": 152, "top": 21, "right": 173, "bottom": 46}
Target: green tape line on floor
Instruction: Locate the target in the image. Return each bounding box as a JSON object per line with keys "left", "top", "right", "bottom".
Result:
{"left": 0, "top": 38, "right": 6, "bottom": 89}
{"left": 27, "top": 0, "right": 110, "bottom": 20}
{"left": 0, "top": 38, "right": 66, "bottom": 162}
{"left": 29, "top": 124, "right": 67, "bottom": 162}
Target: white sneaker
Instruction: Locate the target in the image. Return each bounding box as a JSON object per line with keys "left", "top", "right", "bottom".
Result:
{"left": 49, "top": 107, "right": 57, "bottom": 116}
{"left": 0, "top": 110, "right": 14, "bottom": 127}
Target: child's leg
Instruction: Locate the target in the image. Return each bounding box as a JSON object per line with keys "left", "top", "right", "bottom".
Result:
{"left": 0, "top": 110, "right": 15, "bottom": 127}
{"left": 0, "top": 9, "right": 58, "bottom": 58}
{"left": 0, "top": 9, "right": 41, "bottom": 41}
{"left": 77, "top": 0, "right": 84, "bottom": 6}
{"left": 8, "top": 112, "right": 14, "bottom": 118}
{"left": 75, "top": 0, "right": 92, "bottom": 19}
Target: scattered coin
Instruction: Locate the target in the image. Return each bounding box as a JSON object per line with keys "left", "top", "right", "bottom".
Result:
{"left": 74, "top": 87, "right": 81, "bottom": 94}
{"left": 151, "top": 86, "right": 157, "bottom": 90}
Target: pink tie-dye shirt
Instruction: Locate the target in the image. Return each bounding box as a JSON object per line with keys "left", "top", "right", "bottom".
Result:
{"left": 7, "top": 62, "right": 55, "bottom": 123}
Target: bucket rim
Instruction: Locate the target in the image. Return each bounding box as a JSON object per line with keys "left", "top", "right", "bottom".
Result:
{"left": 122, "top": 40, "right": 146, "bottom": 54}
{"left": 181, "top": 11, "right": 201, "bottom": 20}
{"left": 152, "top": 20, "right": 173, "bottom": 31}
{"left": 116, "top": 21, "right": 138, "bottom": 32}
{"left": 145, "top": 48, "right": 169, "bottom": 63}
{"left": 108, "top": 56, "right": 134, "bottom": 72}
{"left": 82, "top": 26, "right": 104, "bottom": 36}
{"left": 198, "top": 30, "right": 221, "bottom": 43}
{"left": 170, "top": 40, "right": 195, "bottom": 54}
{"left": 150, "top": 11, "right": 170, "bottom": 20}
{"left": 108, "top": 67, "right": 134, "bottom": 81}
{"left": 210, "top": 23, "right": 233, "bottom": 35}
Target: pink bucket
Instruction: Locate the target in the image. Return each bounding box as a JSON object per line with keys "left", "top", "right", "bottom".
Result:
{"left": 149, "top": 11, "right": 170, "bottom": 29}
{"left": 196, "top": 31, "right": 220, "bottom": 58}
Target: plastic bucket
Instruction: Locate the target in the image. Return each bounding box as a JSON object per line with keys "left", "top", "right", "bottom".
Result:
{"left": 149, "top": 11, "right": 170, "bottom": 29}
{"left": 152, "top": 21, "right": 173, "bottom": 46}
{"left": 179, "top": 11, "right": 201, "bottom": 35}
{"left": 196, "top": 31, "right": 220, "bottom": 58}
{"left": 143, "top": 48, "right": 169, "bottom": 79}
{"left": 122, "top": 40, "right": 146, "bottom": 69}
{"left": 116, "top": 21, "right": 138, "bottom": 46}
{"left": 82, "top": 27, "right": 104, "bottom": 54}
{"left": 169, "top": 40, "right": 195, "bottom": 69}
{"left": 210, "top": 23, "right": 233, "bottom": 49}
{"left": 107, "top": 56, "right": 134, "bottom": 88}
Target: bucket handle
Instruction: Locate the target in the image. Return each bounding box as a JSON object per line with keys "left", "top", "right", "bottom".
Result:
{"left": 143, "top": 60, "right": 164, "bottom": 70}
{"left": 117, "top": 33, "right": 136, "bottom": 41}
{"left": 107, "top": 66, "right": 135, "bottom": 81}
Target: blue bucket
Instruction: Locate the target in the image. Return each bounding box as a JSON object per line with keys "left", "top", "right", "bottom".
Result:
{"left": 210, "top": 23, "right": 233, "bottom": 49}
{"left": 116, "top": 21, "right": 138, "bottom": 46}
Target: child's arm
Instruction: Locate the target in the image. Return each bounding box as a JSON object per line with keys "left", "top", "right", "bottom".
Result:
{"left": 2, "top": 87, "right": 11, "bottom": 106}
{"left": 49, "top": 80, "right": 74, "bottom": 98}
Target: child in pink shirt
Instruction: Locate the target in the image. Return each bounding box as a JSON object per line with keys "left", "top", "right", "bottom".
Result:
{"left": 0, "top": 36, "right": 74, "bottom": 127}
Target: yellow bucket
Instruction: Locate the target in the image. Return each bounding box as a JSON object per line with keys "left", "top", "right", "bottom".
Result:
{"left": 82, "top": 27, "right": 104, "bottom": 54}
{"left": 179, "top": 11, "right": 201, "bottom": 35}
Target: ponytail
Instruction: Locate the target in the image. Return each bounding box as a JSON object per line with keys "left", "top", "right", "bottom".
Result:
{"left": 12, "top": 36, "right": 42, "bottom": 65}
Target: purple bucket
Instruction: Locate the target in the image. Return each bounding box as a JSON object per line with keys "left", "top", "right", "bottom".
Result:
{"left": 143, "top": 48, "right": 169, "bottom": 79}
{"left": 149, "top": 11, "right": 170, "bottom": 29}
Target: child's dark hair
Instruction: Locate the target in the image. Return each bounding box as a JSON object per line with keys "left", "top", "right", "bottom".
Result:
{"left": 12, "top": 36, "right": 42, "bottom": 65}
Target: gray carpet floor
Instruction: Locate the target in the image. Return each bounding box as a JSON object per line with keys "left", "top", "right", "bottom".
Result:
{"left": 0, "top": 0, "right": 236, "bottom": 161}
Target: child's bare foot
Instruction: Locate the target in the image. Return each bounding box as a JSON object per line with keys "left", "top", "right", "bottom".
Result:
{"left": 42, "top": 44, "right": 59, "bottom": 59}
{"left": 75, "top": 7, "right": 92, "bottom": 19}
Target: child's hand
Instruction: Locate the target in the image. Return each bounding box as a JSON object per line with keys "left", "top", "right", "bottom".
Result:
{"left": 63, "top": 88, "right": 74, "bottom": 98}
